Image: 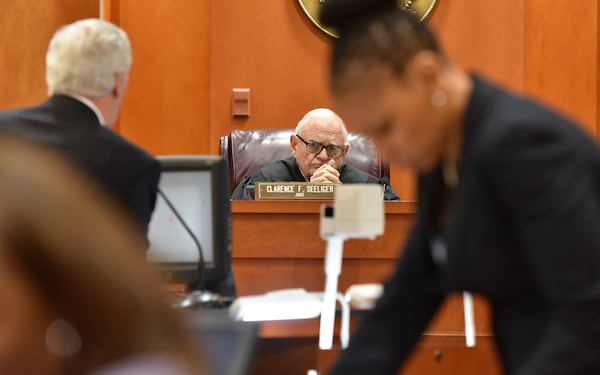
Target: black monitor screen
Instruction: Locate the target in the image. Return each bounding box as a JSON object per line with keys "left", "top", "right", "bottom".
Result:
{"left": 146, "top": 155, "right": 231, "bottom": 289}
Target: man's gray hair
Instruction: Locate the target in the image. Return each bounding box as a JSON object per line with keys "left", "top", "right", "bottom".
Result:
{"left": 295, "top": 108, "right": 349, "bottom": 143}
{"left": 46, "top": 18, "right": 132, "bottom": 98}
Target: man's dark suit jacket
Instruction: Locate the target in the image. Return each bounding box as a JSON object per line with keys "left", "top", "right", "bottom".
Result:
{"left": 0, "top": 95, "right": 160, "bottom": 235}
{"left": 330, "top": 76, "right": 600, "bottom": 374}
{"left": 231, "top": 156, "right": 400, "bottom": 200}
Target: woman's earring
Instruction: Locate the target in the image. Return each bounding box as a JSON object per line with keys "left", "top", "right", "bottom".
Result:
{"left": 431, "top": 90, "right": 448, "bottom": 107}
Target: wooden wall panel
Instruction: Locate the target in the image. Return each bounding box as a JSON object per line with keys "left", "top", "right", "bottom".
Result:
{"left": 110, "top": 0, "right": 211, "bottom": 155}
{"left": 524, "top": 0, "right": 598, "bottom": 135}
{"left": 12, "top": 1, "right": 597, "bottom": 197}
{"left": 210, "top": 1, "right": 333, "bottom": 147}
{"left": 208, "top": 0, "right": 526, "bottom": 201}
{"left": 0, "top": 0, "right": 99, "bottom": 110}
{"left": 430, "top": 0, "right": 524, "bottom": 91}
{"left": 210, "top": 0, "right": 422, "bottom": 200}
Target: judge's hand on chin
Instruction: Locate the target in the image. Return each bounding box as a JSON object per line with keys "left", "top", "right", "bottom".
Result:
{"left": 310, "top": 159, "right": 341, "bottom": 184}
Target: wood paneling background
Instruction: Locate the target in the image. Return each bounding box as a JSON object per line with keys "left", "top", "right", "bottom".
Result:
{"left": 4, "top": 1, "right": 599, "bottom": 200}
{"left": 106, "top": 0, "right": 211, "bottom": 155}
{"left": 431, "top": 0, "right": 525, "bottom": 91}
{"left": 3, "top": 2, "right": 598, "bottom": 373}
{"left": 523, "top": 0, "right": 598, "bottom": 134}
{"left": 0, "top": 0, "right": 99, "bottom": 110}
{"left": 105, "top": 0, "right": 600, "bottom": 201}
{"left": 209, "top": 1, "right": 332, "bottom": 149}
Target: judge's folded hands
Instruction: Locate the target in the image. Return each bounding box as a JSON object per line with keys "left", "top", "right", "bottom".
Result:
{"left": 309, "top": 159, "right": 341, "bottom": 184}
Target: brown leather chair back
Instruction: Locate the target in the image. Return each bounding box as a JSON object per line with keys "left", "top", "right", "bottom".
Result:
{"left": 220, "top": 129, "right": 390, "bottom": 193}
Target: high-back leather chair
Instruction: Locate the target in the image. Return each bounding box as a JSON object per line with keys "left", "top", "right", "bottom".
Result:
{"left": 220, "top": 129, "right": 389, "bottom": 193}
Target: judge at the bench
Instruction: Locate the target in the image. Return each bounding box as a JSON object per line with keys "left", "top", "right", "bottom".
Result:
{"left": 231, "top": 108, "right": 399, "bottom": 200}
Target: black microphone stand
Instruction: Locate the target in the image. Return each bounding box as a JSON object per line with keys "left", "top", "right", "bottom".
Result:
{"left": 157, "top": 188, "right": 227, "bottom": 309}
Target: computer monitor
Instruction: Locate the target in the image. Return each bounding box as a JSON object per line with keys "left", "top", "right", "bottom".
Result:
{"left": 146, "top": 155, "right": 231, "bottom": 291}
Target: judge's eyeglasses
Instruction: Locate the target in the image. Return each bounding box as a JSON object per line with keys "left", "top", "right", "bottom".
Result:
{"left": 295, "top": 134, "right": 345, "bottom": 159}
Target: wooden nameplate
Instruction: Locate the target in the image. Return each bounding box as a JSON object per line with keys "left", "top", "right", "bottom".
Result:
{"left": 254, "top": 182, "right": 337, "bottom": 200}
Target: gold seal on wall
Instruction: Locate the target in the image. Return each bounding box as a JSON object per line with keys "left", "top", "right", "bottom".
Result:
{"left": 298, "top": 0, "right": 438, "bottom": 38}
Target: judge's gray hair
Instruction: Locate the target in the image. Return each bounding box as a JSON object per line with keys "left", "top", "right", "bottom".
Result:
{"left": 46, "top": 18, "right": 131, "bottom": 97}
{"left": 295, "top": 108, "right": 349, "bottom": 143}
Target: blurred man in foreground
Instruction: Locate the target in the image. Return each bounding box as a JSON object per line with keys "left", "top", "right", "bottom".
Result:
{"left": 0, "top": 135, "right": 202, "bottom": 374}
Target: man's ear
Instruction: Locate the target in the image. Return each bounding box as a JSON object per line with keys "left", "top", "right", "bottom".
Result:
{"left": 290, "top": 134, "right": 298, "bottom": 157}
{"left": 112, "top": 72, "right": 127, "bottom": 98}
{"left": 341, "top": 144, "right": 350, "bottom": 159}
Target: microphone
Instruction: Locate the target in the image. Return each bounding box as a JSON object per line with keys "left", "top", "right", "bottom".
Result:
{"left": 380, "top": 176, "right": 390, "bottom": 189}
{"left": 379, "top": 176, "right": 390, "bottom": 200}
{"left": 157, "top": 188, "right": 229, "bottom": 309}
{"left": 156, "top": 188, "right": 206, "bottom": 291}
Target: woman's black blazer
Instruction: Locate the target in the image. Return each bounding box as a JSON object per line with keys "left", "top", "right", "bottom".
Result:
{"left": 331, "top": 76, "right": 600, "bottom": 375}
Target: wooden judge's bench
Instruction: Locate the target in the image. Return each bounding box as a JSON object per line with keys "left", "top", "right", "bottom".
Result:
{"left": 231, "top": 200, "right": 503, "bottom": 375}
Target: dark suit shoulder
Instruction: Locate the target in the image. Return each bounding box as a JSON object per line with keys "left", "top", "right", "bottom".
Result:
{"left": 248, "top": 157, "right": 303, "bottom": 182}
{"left": 0, "top": 97, "right": 158, "bottom": 199}
{"left": 231, "top": 158, "right": 302, "bottom": 199}
{"left": 0, "top": 101, "right": 55, "bottom": 135}
{"left": 339, "top": 164, "right": 400, "bottom": 200}
{"left": 465, "top": 76, "right": 598, "bottom": 165}
{"left": 339, "top": 163, "right": 377, "bottom": 183}
{"left": 94, "top": 127, "right": 157, "bottom": 169}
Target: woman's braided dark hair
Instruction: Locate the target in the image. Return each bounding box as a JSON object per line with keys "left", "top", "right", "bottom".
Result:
{"left": 328, "top": 7, "right": 442, "bottom": 92}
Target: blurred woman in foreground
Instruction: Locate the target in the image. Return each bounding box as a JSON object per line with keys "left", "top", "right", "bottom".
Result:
{"left": 321, "top": 1, "right": 600, "bottom": 374}
{"left": 0, "top": 135, "right": 202, "bottom": 374}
